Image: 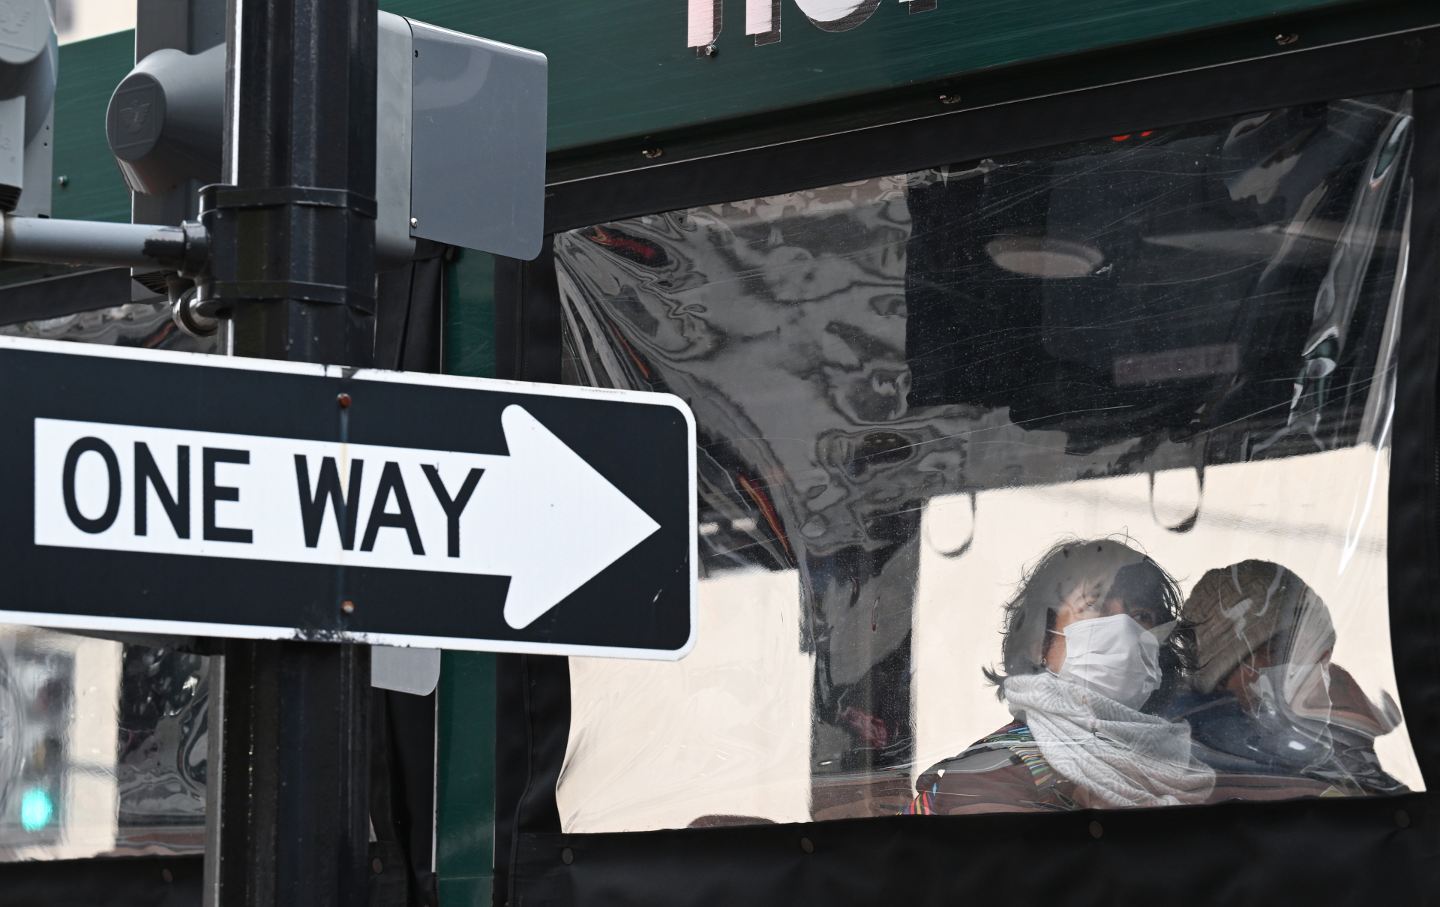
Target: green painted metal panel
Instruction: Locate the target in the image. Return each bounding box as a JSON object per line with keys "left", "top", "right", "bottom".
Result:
{"left": 381, "top": 0, "right": 1362, "bottom": 152}
{"left": 436, "top": 652, "right": 497, "bottom": 906}
{"left": 437, "top": 249, "right": 499, "bottom": 906}
{"left": 443, "top": 251, "right": 497, "bottom": 380}
{"left": 45, "top": 0, "right": 1376, "bottom": 172}
{"left": 53, "top": 31, "right": 132, "bottom": 223}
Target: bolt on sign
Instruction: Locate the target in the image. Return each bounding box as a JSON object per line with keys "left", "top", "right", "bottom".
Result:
{"left": 4, "top": 337, "right": 697, "bottom": 659}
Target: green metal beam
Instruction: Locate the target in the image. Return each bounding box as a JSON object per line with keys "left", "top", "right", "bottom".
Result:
{"left": 382, "top": 0, "right": 1364, "bottom": 152}
{"left": 436, "top": 249, "right": 499, "bottom": 907}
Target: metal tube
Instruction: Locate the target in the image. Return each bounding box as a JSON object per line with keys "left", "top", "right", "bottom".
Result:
{"left": 203, "top": 0, "right": 378, "bottom": 903}
{"left": 1, "top": 214, "right": 191, "bottom": 270}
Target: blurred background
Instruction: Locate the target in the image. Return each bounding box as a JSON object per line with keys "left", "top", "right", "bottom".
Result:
{"left": 52, "top": 0, "right": 135, "bottom": 44}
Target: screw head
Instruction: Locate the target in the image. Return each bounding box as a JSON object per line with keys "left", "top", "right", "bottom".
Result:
{"left": 702, "top": 43, "right": 718, "bottom": 57}
{"left": 410, "top": 216, "right": 419, "bottom": 228}
{"left": 337, "top": 392, "right": 352, "bottom": 409}
{"left": 938, "top": 93, "right": 962, "bottom": 106}
{"left": 341, "top": 599, "right": 356, "bottom": 614}
{"left": 641, "top": 146, "right": 663, "bottom": 160}
{"left": 1274, "top": 32, "right": 1299, "bottom": 46}
{"left": 56, "top": 175, "right": 68, "bottom": 187}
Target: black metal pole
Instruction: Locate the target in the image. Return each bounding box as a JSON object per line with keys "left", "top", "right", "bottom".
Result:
{"left": 202, "top": 0, "right": 378, "bottom": 903}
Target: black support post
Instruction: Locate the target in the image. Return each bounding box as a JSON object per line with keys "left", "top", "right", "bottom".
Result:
{"left": 203, "top": 0, "right": 378, "bottom": 904}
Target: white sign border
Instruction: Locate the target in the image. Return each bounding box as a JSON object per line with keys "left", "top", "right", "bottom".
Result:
{"left": 0, "top": 334, "right": 700, "bottom": 662}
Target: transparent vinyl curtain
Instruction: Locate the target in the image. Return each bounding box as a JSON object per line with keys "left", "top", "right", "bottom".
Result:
{"left": 551, "top": 93, "right": 1421, "bottom": 830}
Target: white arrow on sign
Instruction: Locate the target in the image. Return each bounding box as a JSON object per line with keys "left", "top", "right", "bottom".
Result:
{"left": 34, "top": 405, "right": 662, "bottom": 629}
{"left": 481, "top": 405, "right": 662, "bottom": 628}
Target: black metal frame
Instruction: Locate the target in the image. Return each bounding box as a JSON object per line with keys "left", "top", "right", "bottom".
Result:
{"left": 0, "top": 855, "right": 203, "bottom": 907}
{"left": 494, "top": 20, "right": 1440, "bottom": 907}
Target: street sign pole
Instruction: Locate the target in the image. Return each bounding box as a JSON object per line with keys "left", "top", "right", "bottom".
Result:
{"left": 204, "top": 0, "right": 378, "bottom": 903}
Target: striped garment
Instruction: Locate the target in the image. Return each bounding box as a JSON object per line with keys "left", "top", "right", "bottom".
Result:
{"left": 906, "top": 721, "right": 1078, "bottom": 815}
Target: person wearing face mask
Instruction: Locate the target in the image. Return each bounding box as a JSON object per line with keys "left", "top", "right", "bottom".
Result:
{"left": 907, "top": 539, "right": 1216, "bottom": 815}
{"left": 1170, "top": 560, "right": 1406, "bottom": 799}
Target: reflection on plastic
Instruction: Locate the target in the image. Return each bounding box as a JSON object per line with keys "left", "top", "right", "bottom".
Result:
{"left": 0, "top": 629, "right": 208, "bottom": 861}
{"left": 547, "top": 90, "right": 1440, "bottom": 829}
{"left": 922, "top": 491, "right": 975, "bottom": 558}
{"left": 0, "top": 298, "right": 213, "bottom": 861}
{"left": 1148, "top": 466, "right": 1203, "bottom": 533}
{"left": 0, "top": 297, "right": 218, "bottom": 353}
{"left": 553, "top": 93, "right": 1421, "bottom": 830}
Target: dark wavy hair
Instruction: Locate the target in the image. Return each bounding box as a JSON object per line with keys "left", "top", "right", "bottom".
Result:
{"left": 982, "top": 537, "right": 1193, "bottom": 710}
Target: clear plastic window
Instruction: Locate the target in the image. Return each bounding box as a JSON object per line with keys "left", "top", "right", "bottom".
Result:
{"left": 553, "top": 93, "right": 1422, "bottom": 830}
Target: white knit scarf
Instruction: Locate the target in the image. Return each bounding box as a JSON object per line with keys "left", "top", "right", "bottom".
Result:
{"left": 1003, "top": 672, "right": 1216, "bottom": 808}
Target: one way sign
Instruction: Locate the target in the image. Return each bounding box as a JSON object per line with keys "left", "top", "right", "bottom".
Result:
{"left": 3, "top": 337, "right": 697, "bottom": 660}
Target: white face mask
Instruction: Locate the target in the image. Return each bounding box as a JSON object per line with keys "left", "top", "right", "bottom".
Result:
{"left": 1057, "top": 613, "right": 1163, "bottom": 709}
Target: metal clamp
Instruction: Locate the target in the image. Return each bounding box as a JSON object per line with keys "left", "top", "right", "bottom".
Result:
{"left": 195, "top": 183, "right": 379, "bottom": 314}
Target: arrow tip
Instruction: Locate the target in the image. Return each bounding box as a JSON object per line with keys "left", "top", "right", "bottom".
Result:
{"left": 497, "top": 405, "right": 661, "bottom": 629}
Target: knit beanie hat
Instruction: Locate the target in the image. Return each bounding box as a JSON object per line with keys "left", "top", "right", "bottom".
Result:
{"left": 1183, "top": 560, "right": 1336, "bottom": 693}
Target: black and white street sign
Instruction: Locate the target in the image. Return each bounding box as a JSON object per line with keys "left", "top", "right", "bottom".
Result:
{"left": 1, "top": 337, "right": 697, "bottom": 659}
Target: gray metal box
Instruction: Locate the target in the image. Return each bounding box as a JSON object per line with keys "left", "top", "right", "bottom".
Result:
{"left": 407, "top": 21, "right": 547, "bottom": 262}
